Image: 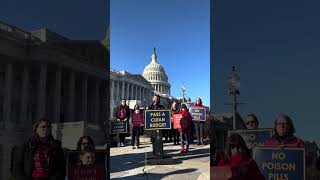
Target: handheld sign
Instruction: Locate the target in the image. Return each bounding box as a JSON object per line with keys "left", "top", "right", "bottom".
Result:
{"left": 211, "top": 166, "right": 232, "bottom": 180}
{"left": 132, "top": 114, "right": 143, "bottom": 126}
{"left": 110, "top": 120, "right": 127, "bottom": 134}
{"left": 228, "top": 129, "right": 273, "bottom": 149}
{"left": 253, "top": 148, "right": 305, "bottom": 180}
{"left": 173, "top": 114, "right": 182, "bottom": 129}
{"left": 145, "top": 110, "right": 171, "bottom": 130}
{"left": 67, "top": 150, "right": 107, "bottom": 180}
{"left": 190, "top": 108, "right": 206, "bottom": 121}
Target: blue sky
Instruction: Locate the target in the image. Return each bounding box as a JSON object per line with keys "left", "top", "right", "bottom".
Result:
{"left": 212, "top": 0, "right": 320, "bottom": 144}
{"left": 110, "top": 0, "right": 210, "bottom": 107}
{"left": 1, "top": 0, "right": 108, "bottom": 40}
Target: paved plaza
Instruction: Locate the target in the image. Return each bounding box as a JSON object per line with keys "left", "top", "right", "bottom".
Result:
{"left": 110, "top": 136, "right": 210, "bottom": 180}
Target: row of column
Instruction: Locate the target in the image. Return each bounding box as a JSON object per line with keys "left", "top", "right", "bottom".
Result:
{"left": 1, "top": 62, "right": 104, "bottom": 129}
{"left": 110, "top": 80, "right": 153, "bottom": 102}
{"left": 153, "top": 83, "right": 169, "bottom": 94}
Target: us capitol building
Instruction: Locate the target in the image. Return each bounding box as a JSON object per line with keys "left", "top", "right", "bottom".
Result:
{"left": 110, "top": 47, "right": 178, "bottom": 119}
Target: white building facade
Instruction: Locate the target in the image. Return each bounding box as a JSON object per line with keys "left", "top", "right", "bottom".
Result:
{"left": 0, "top": 21, "right": 109, "bottom": 179}
{"left": 109, "top": 69, "right": 154, "bottom": 119}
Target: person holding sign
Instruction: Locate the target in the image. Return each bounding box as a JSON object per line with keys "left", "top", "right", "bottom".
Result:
{"left": 192, "top": 97, "right": 206, "bottom": 145}
{"left": 130, "top": 104, "right": 143, "bottom": 149}
{"left": 218, "top": 133, "right": 264, "bottom": 180}
{"left": 114, "top": 99, "right": 130, "bottom": 147}
{"left": 178, "top": 104, "right": 192, "bottom": 153}
{"left": 244, "top": 113, "right": 259, "bottom": 130}
{"left": 264, "top": 114, "right": 304, "bottom": 148}
{"left": 147, "top": 95, "right": 165, "bottom": 157}
{"left": 76, "top": 136, "right": 95, "bottom": 152}
{"left": 171, "top": 101, "right": 180, "bottom": 145}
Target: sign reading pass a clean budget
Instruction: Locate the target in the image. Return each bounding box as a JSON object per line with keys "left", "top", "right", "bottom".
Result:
{"left": 228, "top": 129, "right": 273, "bottom": 149}
{"left": 145, "top": 110, "right": 171, "bottom": 130}
{"left": 253, "top": 148, "right": 305, "bottom": 180}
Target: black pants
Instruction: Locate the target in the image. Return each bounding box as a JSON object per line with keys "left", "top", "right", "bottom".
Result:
{"left": 180, "top": 131, "right": 190, "bottom": 147}
{"left": 131, "top": 126, "right": 140, "bottom": 146}
{"left": 118, "top": 133, "right": 126, "bottom": 143}
{"left": 162, "top": 129, "right": 172, "bottom": 141}
{"left": 195, "top": 121, "right": 204, "bottom": 142}
{"left": 190, "top": 120, "right": 195, "bottom": 143}
{"left": 171, "top": 128, "right": 180, "bottom": 144}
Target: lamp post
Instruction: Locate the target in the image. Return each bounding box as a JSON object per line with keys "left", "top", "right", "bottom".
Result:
{"left": 181, "top": 82, "right": 186, "bottom": 104}
{"left": 227, "top": 66, "right": 240, "bottom": 130}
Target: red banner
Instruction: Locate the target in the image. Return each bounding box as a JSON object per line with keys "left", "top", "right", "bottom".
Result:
{"left": 132, "top": 114, "right": 143, "bottom": 126}
{"left": 68, "top": 164, "right": 106, "bottom": 180}
{"left": 173, "top": 114, "right": 182, "bottom": 129}
{"left": 210, "top": 166, "right": 232, "bottom": 180}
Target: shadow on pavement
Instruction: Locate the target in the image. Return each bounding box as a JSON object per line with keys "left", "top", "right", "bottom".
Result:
{"left": 112, "top": 168, "right": 198, "bottom": 180}
{"left": 110, "top": 148, "right": 210, "bottom": 173}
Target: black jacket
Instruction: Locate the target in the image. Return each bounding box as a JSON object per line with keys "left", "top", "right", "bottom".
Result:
{"left": 114, "top": 105, "right": 130, "bottom": 120}
{"left": 12, "top": 135, "right": 66, "bottom": 180}
{"left": 317, "top": 156, "right": 320, "bottom": 170}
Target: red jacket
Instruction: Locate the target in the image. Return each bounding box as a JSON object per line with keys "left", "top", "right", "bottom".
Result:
{"left": 178, "top": 110, "right": 192, "bottom": 132}
{"left": 218, "top": 154, "right": 265, "bottom": 180}
{"left": 263, "top": 136, "right": 305, "bottom": 148}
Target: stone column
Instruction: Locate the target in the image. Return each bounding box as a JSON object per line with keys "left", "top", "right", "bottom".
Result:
{"left": 111, "top": 80, "right": 114, "bottom": 103}
{"left": 126, "top": 83, "right": 130, "bottom": 100}
{"left": 131, "top": 84, "right": 134, "bottom": 100}
{"left": 67, "top": 71, "right": 75, "bottom": 122}
{"left": 53, "top": 68, "right": 62, "bottom": 123}
{"left": 3, "top": 63, "right": 13, "bottom": 128}
{"left": 20, "top": 66, "right": 29, "bottom": 124}
{"left": 116, "top": 81, "right": 120, "bottom": 101}
{"left": 94, "top": 80, "right": 100, "bottom": 123}
{"left": 82, "top": 75, "right": 88, "bottom": 122}
{"left": 36, "top": 64, "right": 47, "bottom": 120}
{"left": 135, "top": 85, "right": 138, "bottom": 100}
{"left": 121, "top": 81, "right": 125, "bottom": 99}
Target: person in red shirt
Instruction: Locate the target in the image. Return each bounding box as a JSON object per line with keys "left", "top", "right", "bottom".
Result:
{"left": 12, "top": 118, "right": 66, "bottom": 180}
{"left": 114, "top": 99, "right": 131, "bottom": 147}
{"left": 263, "top": 114, "right": 304, "bottom": 148}
{"left": 130, "top": 104, "right": 143, "bottom": 149}
{"left": 218, "top": 133, "right": 264, "bottom": 180}
{"left": 178, "top": 104, "right": 192, "bottom": 153}
{"left": 170, "top": 101, "right": 180, "bottom": 145}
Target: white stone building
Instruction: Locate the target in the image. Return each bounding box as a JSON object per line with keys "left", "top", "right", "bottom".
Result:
{"left": 109, "top": 69, "right": 154, "bottom": 119}
{"left": 0, "top": 21, "right": 109, "bottom": 179}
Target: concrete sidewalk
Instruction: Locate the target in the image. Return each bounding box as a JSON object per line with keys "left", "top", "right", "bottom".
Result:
{"left": 110, "top": 136, "right": 210, "bottom": 180}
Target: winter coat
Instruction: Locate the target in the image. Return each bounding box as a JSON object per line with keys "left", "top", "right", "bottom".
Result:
{"left": 263, "top": 135, "right": 305, "bottom": 148}
{"left": 218, "top": 153, "right": 265, "bottom": 180}
{"left": 114, "top": 105, "right": 130, "bottom": 121}
{"left": 12, "top": 135, "right": 66, "bottom": 180}
{"left": 178, "top": 110, "right": 192, "bottom": 133}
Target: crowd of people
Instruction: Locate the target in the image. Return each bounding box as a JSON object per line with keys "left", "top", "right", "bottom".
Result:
{"left": 112, "top": 95, "right": 209, "bottom": 154}
{"left": 10, "top": 117, "right": 104, "bottom": 180}
{"left": 211, "top": 113, "right": 320, "bottom": 179}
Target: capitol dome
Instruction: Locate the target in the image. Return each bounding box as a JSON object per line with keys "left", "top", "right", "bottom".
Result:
{"left": 142, "top": 48, "right": 171, "bottom": 95}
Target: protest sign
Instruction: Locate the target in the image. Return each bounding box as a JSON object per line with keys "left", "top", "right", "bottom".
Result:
{"left": 173, "top": 114, "right": 183, "bottom": 129}
{"left": 228, "top": 129, "right": 273, "bottom": 149}
{"left": 253, "top": 148, "right": 305, "bottom": 180}
{"left": 67, "top": 150, "right": 107, "bottom": 180}
{"left": 190, "top": 108, "right": 206, "bottom": 121}
{"left": 145, "top": 110, "right": 171, "bottom": 130}
{"left": 110, "top": 120, "right": 127, "bottom": 134}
